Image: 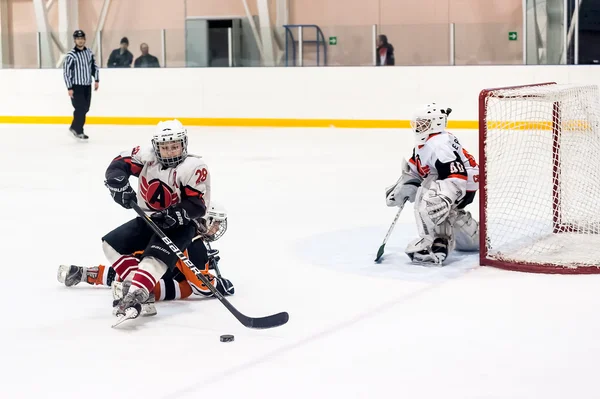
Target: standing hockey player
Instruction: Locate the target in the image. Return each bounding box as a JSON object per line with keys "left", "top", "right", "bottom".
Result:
{"left": 57, "top": 202, "right": 234, "bottom": 315}
{"left": 385, "top": 104, "right": 479, "bottom": 264}
{"left": 102, "top": 119, "right": 210, "bottom": 323}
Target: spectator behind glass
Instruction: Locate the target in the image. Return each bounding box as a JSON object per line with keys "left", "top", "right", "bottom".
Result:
{"left": 107, "top": 37, "right": 133, "bottom": 68}
{"left": 376, "top": 34, "right": 395, "bottom": 66}
{"left": 134, "top": 43, "right": 160, "bottom": 68}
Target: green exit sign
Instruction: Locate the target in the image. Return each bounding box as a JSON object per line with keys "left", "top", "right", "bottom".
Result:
{"left": 329, "top": 36, "right": 337, "bottom": 45}
{"left": 508, "top": 31, "right": 518, "bottom": 41}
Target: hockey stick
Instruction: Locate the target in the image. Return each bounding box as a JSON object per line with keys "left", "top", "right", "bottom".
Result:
{"left": 132, "top": 203, "right": 289, "bottom": 329}
{"left": 374, "top": 199, "right": 407, "bottom": 263}
{"left": 206, "top": 242, "right": 223, "bottom": 279}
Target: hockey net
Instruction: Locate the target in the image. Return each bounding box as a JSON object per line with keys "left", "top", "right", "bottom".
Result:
{"left": 480, "top": 82, "right": 600, "bottom": 273}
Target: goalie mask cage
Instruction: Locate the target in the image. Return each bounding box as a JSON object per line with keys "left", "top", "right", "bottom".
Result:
{"left": 479, "top": 82, "right": 600, "bottom": 274}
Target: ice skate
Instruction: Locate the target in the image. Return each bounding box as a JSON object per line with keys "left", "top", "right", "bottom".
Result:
{"left": 57, "top": 265, "right": 102, "bottom": 287}
{"left": 406, "top": 238, "right": 449, "bottom": 265}
{"left": 112, "top": 281, "right": 156, "bottom": 317}
{"left": 69, "top": 128, "right": 88, "bottom": 141}
{"left": 112, "top": 288, "right": 152, "bottom": 327}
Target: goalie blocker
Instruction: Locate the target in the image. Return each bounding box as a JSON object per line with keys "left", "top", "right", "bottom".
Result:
{"left": 385, "top": 103, "right": 480, "bottom": 264}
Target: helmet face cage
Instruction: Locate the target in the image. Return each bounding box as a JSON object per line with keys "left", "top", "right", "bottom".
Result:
{"left": 152, "top": 134, "right": 188, "bottom": 167}
{"left": 411, "top": 104, "right": 447, "bottom": 145}
{"left": 410, "top": 118, "right": 432, "bottom": 134}
{"left": 195, "top": 201, "right": 227, "bottom": 242}
{"left": 203, "top": 218, "right": 227, "bottom": 242}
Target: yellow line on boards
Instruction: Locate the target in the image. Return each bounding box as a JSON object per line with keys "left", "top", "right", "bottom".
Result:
{"left": 0, "top": 115, "right": 483, "bottom": 129}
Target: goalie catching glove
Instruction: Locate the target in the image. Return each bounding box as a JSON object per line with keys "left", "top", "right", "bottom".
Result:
{"left": 150, "top": 205, "right": 191, "bottom": 230}
{"left": 385, "top": 158, "right": 421, "bottom": 207}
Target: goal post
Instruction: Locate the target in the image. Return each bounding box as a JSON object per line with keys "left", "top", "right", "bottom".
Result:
{"left": 479, "top": 82, "right": 600, "bottom": 274}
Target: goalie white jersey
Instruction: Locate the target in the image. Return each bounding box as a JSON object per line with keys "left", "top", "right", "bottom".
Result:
{"left": 385, "top": 105, "right": 480, "bottom": 264}
{"left": 110, "top": 145, "right": 211, "bottom": 217}
{"left": 408, "top": 131, "right": 479, "bottom": 200}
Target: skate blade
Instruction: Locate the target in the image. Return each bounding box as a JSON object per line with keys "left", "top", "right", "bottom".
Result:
{"left": 412, "top": 260, "right": 444, "bottom": 267}
{"left": 111, "top": 307, "right": 140, "bottom": 328}
{"left": 411, "top": 255, "right": 446, "bottom": 266}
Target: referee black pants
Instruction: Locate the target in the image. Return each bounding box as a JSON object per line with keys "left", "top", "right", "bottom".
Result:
{"left": 70, "top": 84, "right": 92, "bottom": 134}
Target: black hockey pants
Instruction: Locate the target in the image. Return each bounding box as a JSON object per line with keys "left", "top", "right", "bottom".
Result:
{"left": 70, "top": 84, "right": 92, "bottom": 134}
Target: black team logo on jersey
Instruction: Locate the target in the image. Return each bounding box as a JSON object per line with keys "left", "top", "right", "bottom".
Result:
{"left": 140, "top": 176, "right": 179, "bottom": 210}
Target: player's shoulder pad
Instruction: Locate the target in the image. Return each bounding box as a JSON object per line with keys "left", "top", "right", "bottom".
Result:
{"left": 130, "top": 145, "right": 155, "bottom": 164}
{"left": 426, "top": 132, "right": 458, "bottom": 163}
{"left": 177, "top": 154, "right": 209, "bottom": 180}
{"left": 182, "top": 154, "right": 207, "bottom": 168}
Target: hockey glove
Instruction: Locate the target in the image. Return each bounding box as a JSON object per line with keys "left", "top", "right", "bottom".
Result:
{"left": 386, "top": 181, "right": 419, "bottom": 206}
{"left": 385, "top": 158, "right": 421, "bottom": 207}
{"left": 105, "top": 176, "right": 137, "bottom": 209}
{"left": 150, "top": 205, "right": 191, "bottom": 230}
{"left": 215, "top": 276, "right": 235, "bottom": 296}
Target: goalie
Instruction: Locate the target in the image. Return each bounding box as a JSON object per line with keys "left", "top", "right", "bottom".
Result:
{"left": 385, "top": 103, "right": 480, "bottom": 264}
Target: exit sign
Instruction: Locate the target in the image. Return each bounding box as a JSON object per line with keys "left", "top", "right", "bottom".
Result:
{"left": 329, "top": 36, "right": 337, "bottom": 45}
{"left": 508, "top": 31, "right": 518, "bottom": 41}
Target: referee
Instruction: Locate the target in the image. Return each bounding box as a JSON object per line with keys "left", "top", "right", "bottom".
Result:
{"left": 63, "top": 30, "right": 99, "bottom": 140}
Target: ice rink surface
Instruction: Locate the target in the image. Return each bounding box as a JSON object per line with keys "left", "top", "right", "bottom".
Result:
{"left": 3, "top": 124, "right": 600, "bottom": 399}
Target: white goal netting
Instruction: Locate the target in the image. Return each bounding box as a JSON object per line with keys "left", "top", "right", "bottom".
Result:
{"left": 482, "top": 83, "right": 600, "bottom": 272}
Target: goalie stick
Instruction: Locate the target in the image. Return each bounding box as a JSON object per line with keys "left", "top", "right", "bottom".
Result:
{"left": 130, "top": 202, "right": 289, "bottom": 329}
{"left": 374, "top": 198, "right": 407, "bottom": 263}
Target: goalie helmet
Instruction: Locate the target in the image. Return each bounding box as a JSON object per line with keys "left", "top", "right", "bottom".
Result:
{"left": 202, "top": 202, "right": 228, "bottom": 242}
{"left": 410, "top": 103, "right": 451, "bottom": 146}
{"left": 152, "top": 119, "right": 188, "bottom": 167}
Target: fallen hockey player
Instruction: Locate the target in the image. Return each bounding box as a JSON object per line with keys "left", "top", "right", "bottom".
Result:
{"left": 57, "top": 202, "right": 234, "bottom": 316}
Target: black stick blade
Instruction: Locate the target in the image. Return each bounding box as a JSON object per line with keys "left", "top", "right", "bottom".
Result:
{"left": 375, "top": 244, "right": 386, "bottom": 263}
{"left": 239, "top": 311, "right": 290, "bottom": 329}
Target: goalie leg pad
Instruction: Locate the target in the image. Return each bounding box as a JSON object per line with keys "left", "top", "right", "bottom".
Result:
{"left": 454, "top": 210, "right": 479, "bottom": 251}
{"left": 414, "top": 184, "right": 453, "bottom": 239}
{"left": 406, "top": 219, "right": 456, "bottom": 265}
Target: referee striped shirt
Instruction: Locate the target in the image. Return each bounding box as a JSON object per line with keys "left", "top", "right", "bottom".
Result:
{"left": 63, "top": 47, "right": 99, "bottom": 89}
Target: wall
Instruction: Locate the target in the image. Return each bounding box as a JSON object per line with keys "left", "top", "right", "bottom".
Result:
{"left": 79, "top": 0, "right": 186, "bottom": 68}
{"left": 292, "top": 0, "right": 522, "bottom": 65}
{"left": 0, "top": 65, "right": 596, "bottom": 128}
{"left": 5, "top": 0, "right": 522, "bottom": 67}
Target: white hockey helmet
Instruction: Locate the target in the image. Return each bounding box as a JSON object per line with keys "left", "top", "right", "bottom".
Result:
{"left": 202, "top": 202, "right": 228, "bottom": 242}
{"left": 410, "top": 103, "right": 451, "bottom": 146}
{"left": 152, "top": 119, "right": 188, "bottom": 167}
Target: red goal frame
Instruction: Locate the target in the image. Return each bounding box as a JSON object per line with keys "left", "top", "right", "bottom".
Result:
{"left": 478, "top": 82, "right": 600, "bottom": 274}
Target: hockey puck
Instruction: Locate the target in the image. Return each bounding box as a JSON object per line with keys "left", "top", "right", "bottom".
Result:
{"left": 220, "top": 334, "right": 235, "bottom": 343}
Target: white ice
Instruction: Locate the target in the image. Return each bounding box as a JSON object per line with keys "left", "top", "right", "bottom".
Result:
{"left": 2, "top": 125, "right": 600, "bottom": 399}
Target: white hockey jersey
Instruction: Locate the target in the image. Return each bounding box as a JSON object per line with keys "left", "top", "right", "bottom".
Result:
{"left": 408, "top": 131, "right": 479, "bottom": 200}
{"left": 111, "top": 145, "right": 211, "bottom": 217}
